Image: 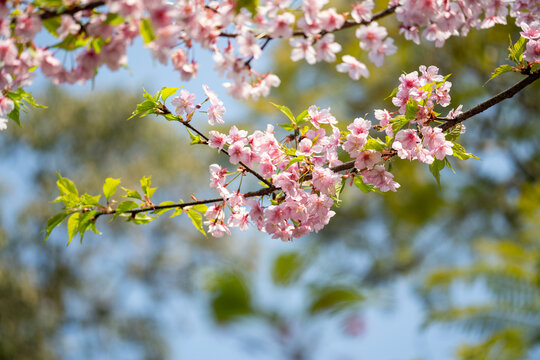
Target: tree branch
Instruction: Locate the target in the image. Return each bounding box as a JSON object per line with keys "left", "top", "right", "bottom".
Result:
{"left": 93, "top": 67, "right": 540, "bottom": 221}
{"left": 439, "top": 69, "right": 540, "bottom": 131}
{"left": 219, "top": 5, "right": 398, "bottom": 39}
{"left": 38, "top": 1, "right": 106, "bottom": 20}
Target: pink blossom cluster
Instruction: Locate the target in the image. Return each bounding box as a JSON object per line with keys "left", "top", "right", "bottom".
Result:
{"left": 0, "top": 0, "right": 538, "bottom": 130}
{"left": 204, "top": 109, "right": 345, "bottom": 241}
{"left": 385, "top": 65, "right": 455, "bottom": 164}
{"left": 396, "top": 0, "right": 540, "bottom": 48}
{"left": 196, "top": 65, "right": 465, "bottom": 240}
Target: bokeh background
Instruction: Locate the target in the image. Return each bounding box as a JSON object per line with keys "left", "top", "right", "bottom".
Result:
{"left": 1, "top": 2, "right": 540, "bottom": 359}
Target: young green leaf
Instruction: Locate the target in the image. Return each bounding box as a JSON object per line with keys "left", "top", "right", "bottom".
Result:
{"left": 452, "top": 143, "right": 481, "bottom": 160}
{"left": 43, "top": 212, "right": 69, "bottom": 242}
{"left": 405, "top": 100, "right": 419, "bottom": 121}
{"left": 139, "top": 18, "right": 155, "bottom": 43}
{"left": 56, "top": 172, "right": 79, "bottom": 198}
{"left": 114, "top": 200, "right": 139, "bottom": 218}
{"left": 67, "top": 212, "right": 81, "bottom": 245}
{"left": 429, "top": 159, "right": 446, "bottom": 187}
{"left": 187, "top": 209, "right": 206, "bottom": 236}
{"left": 354, "top": 176, "right": 374, "bottom": 193}
{"left": 160, "top": 86, "right": 182, "bottom": 101}
{"left": 272, "top": 252, "right": 308, "bottom": 286}
{"left": 485, "top": 64, "right": 513, "bottom": 85}
{"left": 391, "top": 115, "right": 409, "bottom": 135}
{"left": 140, "top": 176, "right": 157, "bottom": 198}
{"left": 122, "top": 187, "right": 142, "bottom": 200}
{"left": 103, "top": 178, "right": 121, "bottom": 199}
{"left": 271, "top": 102, "right": 295, "bottom": 123}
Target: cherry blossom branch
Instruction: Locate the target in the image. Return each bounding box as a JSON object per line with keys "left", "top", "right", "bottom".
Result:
{"left": 38, "top": 1, "right": 106, "bottom": 20}
{"left": 93, "top": 185, "right": 278, "bottom": 220}
{"left": 91, "top": 68, "right": 540, "bottom": 222}
{"left": 439, "top": 69, "right": 540, "bottom": 131}
{"left": 292, "top": 5, "right": 399, "bottom": 37}
{"left": 218, "top": 5, "right": 398, "bottom": 39}
{"left": 159, "top": 106, "right": 273, "bottom": 187}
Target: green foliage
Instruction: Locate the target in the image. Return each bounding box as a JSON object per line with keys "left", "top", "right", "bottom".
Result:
{"left": 452, "top": 142, "right": 481, "bottom": 160}
{"left": 391, "top": 115, "right": 409, "bottom": 134}
{"left": 429, "top": 159, "right": 445, "bottom": 187}
{"left": 308, "top": 285, "right": 364, "bottom": 315}
{"left": 271, "top": 252, "right": 308, "bottom": 286}
{"left": 206, "top": 270, "right": 253, "bottom": 324}
{"left": 139, "top": 18, "right": 155, "bottom": 44}
{"left": 234, "top": 0, "right": 258, "bottom": 15}
{"left": 103, "top": 178, "right": 121, "bottom": 200}
{"left": 457, "top": 328, "right": 527, "bottom": 360}
{"left": 6, "top": 88, "right": 47, "bottom": 126}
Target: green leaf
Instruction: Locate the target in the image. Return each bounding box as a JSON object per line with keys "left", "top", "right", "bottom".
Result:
{"left": 445, "top": 124, "right": 462, "bottom": 142}
{"left": 161, "top": 86, "right": 182, "bottom": 101}
{"left": 67, "top": 212, "right": 81, "bottom": 245}
{"left": 140, "top": 176, "right": 157, "bottom": 198}
{"left": 80, "top": 193, "right": 100, "bottom": 206}
{"left": 42, "top": 17, "right": 61, "bottom": 36}
{"left": 103, "top": 13, "right": 126, "bottom": 26}
{"left": 508, "top": 36, "right": 527, "bottom": 64}
{"left": 391, "top": 115, "right": 409, "bottom": 135}
{"left": 77, "top": 210, "right": 98, "bottom": 243}
{"left": 452, "top": 143, "right": 480, "bottom": 160}
{"left": 103, "top": 178, "right": 121, "bottom": 199}
{"left": 128, "top": 99, "right": 156, "bottom": 119}
{"left": 56, "top": 173, "right": 79, "bottom": 198}
{"left": 122, "top": 187, "right": 142, "bottom": 200}
{"left": 271, "top": 102, "right": 295, "bottom": 123}
{"left": 170, "top": 207, "right": 183, "bottom": 218}
{"left": 234, "top": 0, "right": 258, "bottom": 14}
{"left": 309, "top": 285, "right": 364, "bottom": 314}
{"left": 485, "top": 64, "right": 514, "bottom": 85}
{"left": 192, "top": 204, "right": 208, "bottom": 213}
{"left": 52, "top": 34, "right": 88, "bottom": 50}
{"left": 272, "top": 252, "right": 308, "bottom": 286}
{"left": 332, "top": 178, "right": 346, "bottom": 206}
{"left": 405, "top": 100, "right": 419, "bottom": 121}
{"left": 43, "top": 212, "right": 69, "bottom": 242}
{"left": 207, "top": 270, "right": 253, "bottom": 324}
{"left": 114, "top": 200, "right": 139, "bottom": 218}
{"left": 278, "top": 123, "right": 295, "bottom": 131}
{"left": 285, "top": 156, "right": 304, "bottom": 170}
{"left": 139, "top": 18, "right": 155, "bottom": 44}
{"left": 429, "top": 159, "right": 445, "bottom": 187}
{"left": 131, "top": 213, "right": 156, "bottom": 224}
{"left": 296, "top": 109, "right": 309, "bottom": 123}
{"left": 354, "top": 176, "right": 374, "bottom": 193}
{"left": 363, "top": 137, "right": 386, "bottom": 152}
{"left": 385, "top": 86, "right": 398, "bottom": 100}
{"left": 7, "top": 107, "right": 20, "bottom": 126}
{"left": 187, "top": 209, "right": 206, "bottom": 236}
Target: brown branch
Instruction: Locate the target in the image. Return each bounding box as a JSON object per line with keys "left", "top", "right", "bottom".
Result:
{"left": 439, "top": 69, "right": 540, "bottom": 131}
{"left": 219, "top": 5, "right": 398, "bottom": 39}
{"left": 38, "top": 1, "right": 105, "bottom": 20}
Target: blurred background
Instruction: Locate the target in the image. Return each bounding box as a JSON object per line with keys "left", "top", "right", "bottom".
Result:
{"left": 1, "top": 2, "right": 540, "bottom": 359}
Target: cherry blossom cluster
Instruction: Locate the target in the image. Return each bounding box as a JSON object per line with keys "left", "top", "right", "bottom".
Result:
{"left": 1, "top": 0, "right": 539, "bottom": 133}
{"left": 167, "top": 65, "right": 461, "bottom": 240}
{"left": 386, "top": 65, "right": 457, "bottom": 165}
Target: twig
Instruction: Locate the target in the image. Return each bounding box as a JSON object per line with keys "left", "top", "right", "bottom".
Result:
{"left": 439, "top": 69, "right": 540, "bottom": 131}
{"left": 38, "top": 1, "right": 106, "bottom": 20}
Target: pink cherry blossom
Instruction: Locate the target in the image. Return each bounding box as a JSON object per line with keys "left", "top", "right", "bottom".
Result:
{"left": 336, "top": 55, "right": 370, "bottom": 80}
